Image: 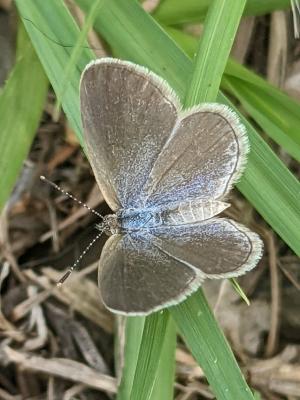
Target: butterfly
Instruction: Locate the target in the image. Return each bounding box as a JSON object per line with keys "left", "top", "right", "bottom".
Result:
{"left": 79, "top": 58, "right": 263, "bottom": 315}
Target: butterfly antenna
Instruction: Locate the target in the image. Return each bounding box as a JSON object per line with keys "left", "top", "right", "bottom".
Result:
{"left": 40, "top": 175, "right": 103, "bottom": 219}
{"left": 57, "top": 230, "right": 104, "bottom": 286}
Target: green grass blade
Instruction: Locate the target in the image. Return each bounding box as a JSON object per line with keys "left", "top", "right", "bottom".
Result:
{"left": 117, "top": 315, "right": 176, "bottom": 400}
{"left": 230, "top": 279, "right": 250, "bottom": 306}
{"left": 223, "top": 75, "right": 300, "bottom": 162}
{"left": 55, "top": 0, "right": 102, "bottom": 112}
{"left": 150, "top": 317, "right": 176, "bottom": 400}
{"left": 76, "top": 0, "right": 300, "bottom": 255}
{"left": 166, "top": 27, "right": 300, "bottom": 162}
{"left": 16, "top": 0, "right": 94, "bottom": 146}
{"left": 184, "top": 0, "right": 246, "bottom": 104}
{"left": 116, "top": 317, "right": 145, "bottom": 400}
{"left": 130, "top": 312, "right": 170, "bottom": 400}
{"left": 0, "top": 22, "right": 48, "bottom": 210}
{"left": 171, "top": 291, "right": 254, "bottom": 400}
{"left": 223, "top": 60, "right": 300, "bottom": 162}
{"left": 153, "top": 0, "right": 291, "bottom": 25}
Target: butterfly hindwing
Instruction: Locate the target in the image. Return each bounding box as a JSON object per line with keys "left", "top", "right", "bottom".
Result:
{"left": 98, "top": 232, "right": 202, "bottom": 315}
{"left": 149, "top": 217, "right": 263, "bottom": 279}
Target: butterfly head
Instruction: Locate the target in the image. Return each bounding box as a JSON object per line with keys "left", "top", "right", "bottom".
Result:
{"left": 97, "top": 214, "right": 120, "bottom": 235}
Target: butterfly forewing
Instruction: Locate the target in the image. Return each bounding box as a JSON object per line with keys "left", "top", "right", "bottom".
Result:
{"left": 80, "top": 60, "right": 248, "bottom": 211}
{"left": 80, "top": 59, "right": 180, "bottom": 211}
{"left": 140, "top": 105, "right": 248, "bottom": 208}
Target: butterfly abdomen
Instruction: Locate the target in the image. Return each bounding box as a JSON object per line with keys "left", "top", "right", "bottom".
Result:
{"left": 160, "top": 199, "right": 230, "bottom": 226}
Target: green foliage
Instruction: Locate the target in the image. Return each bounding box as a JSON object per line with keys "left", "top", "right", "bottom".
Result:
{"left": 55, "top": 0, "right": 103, "bottom": 112}
{"left": 130, "top": 312, "right": 171, "bottom": 400}
{"left": 166, "top": 26, "right": 300, "bottom": 162}
{"left": 17, "top": 0, "right": 94, "bottom": 145}
{"left": 116, "top": 317, "right": 145, "bottom": 400}
{"left": 184, "top": 0, "right": 245, "bottom": 105}
{"left": 223, "top": 59, "right": 300, "bottom": 162}
{"left": 0, "top": 23, "right": 48, "bottom": 210}
{"left": 153, "top": 0, "right": 291, "bottom": 25}
{"left": 171, "top": 291, "right": 254, "bottom": 400}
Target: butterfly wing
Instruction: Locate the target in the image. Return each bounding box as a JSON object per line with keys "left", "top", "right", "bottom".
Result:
{"left": 149, "top": 218, "right": 263, "bottom": 279}
{"left": 98, "top": 232, "right": 202, "bottom": 315}
{"left": 139, "top": 104, "right": 248, "bottom": 208}
{"left": 80, "top": 58, "right": 180, "bottom": 211}
{"left": 81, "top": 59, "right": 247, "bottom": 211}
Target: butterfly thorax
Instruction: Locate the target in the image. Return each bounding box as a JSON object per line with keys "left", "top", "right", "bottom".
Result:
{"left": 119, "top": 209, "right": 162, "bottom": 231}
{"left": 98, "top": 209, "right": 161, "bottom": 235}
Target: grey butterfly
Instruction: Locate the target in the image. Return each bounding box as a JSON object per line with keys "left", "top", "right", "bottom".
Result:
{"left": 79, "top": 58, "right": 263, "bottom": 316}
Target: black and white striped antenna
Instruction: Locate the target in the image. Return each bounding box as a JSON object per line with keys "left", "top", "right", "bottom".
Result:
{"left": 40, "top": 176, "right": 103, "bottom": 219}
{"left": 40, "top": 175, "right": 104, "bottom": 285}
